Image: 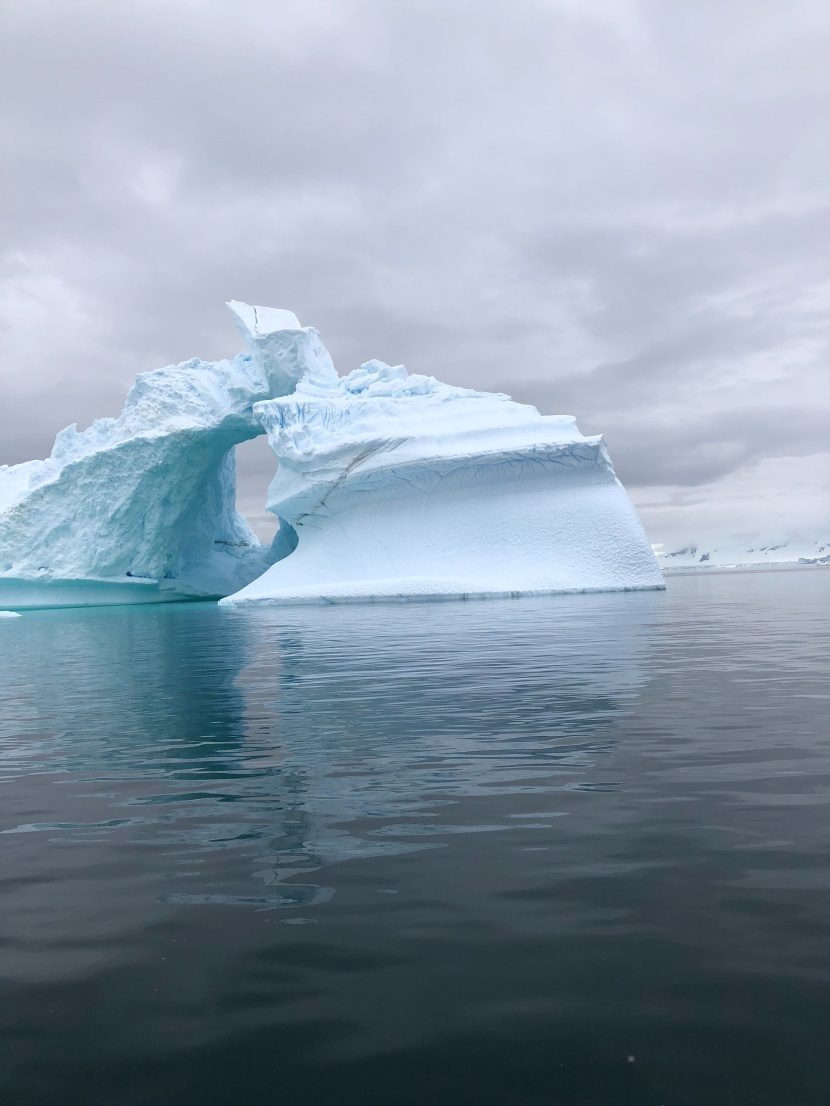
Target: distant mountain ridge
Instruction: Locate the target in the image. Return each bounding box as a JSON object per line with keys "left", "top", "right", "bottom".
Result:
{"left": 654, "top": 537, "right": 830, "bottom": 571}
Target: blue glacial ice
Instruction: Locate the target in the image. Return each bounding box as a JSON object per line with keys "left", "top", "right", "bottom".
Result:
{"left": 0, "top": 302, "right": 336, "bottom": 608}
{"left": 0, "top": 301, "right": 662, "bottom": 609}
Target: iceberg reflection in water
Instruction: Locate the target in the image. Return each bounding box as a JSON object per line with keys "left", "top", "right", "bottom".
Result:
{"left": 0, "top": 592, "right": 657, "bottom": 909}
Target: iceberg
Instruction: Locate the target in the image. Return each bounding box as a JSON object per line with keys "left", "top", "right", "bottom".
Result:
{"left": 0, "top": 300, "right": 662, "bottom": 610}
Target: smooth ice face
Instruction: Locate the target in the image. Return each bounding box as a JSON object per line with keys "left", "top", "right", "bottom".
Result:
{"left": 221, "top": 356, "right": 664, "bottom": 606}
{"left": 0, "top": 302, "right": 333, "bottom": 608}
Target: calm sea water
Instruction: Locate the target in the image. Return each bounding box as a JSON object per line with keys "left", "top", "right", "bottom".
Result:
{"left": 0, "top": 570, "right": 828, "bottom": 1106}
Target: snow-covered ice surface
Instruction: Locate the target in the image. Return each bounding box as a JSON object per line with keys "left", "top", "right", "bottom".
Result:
{"left": 656, "top": 536, "right": 830, "bottom": 572}
{"left": 0, "top": 303, "right": 336, "bottom": 609}
{"left": 1, "top": 300, "right": 661, "bottom": 609}
{"left": 222, "top": 355, "right": 663, "bottom": 605}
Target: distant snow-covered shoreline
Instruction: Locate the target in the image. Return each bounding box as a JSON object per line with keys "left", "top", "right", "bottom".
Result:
{"left": 661, "top": 560, "right": 828, "bottom": 576}
{"left": 654, "top": 537, "right": 829, "bottom": 574}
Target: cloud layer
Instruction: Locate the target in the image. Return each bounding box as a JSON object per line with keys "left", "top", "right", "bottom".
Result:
{"left": 1, "top": 0, "right": 828, "bottom": 546}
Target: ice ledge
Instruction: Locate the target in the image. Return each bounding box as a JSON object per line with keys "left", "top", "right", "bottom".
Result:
{"left": 220, "top": 581, "right": 665, "bottom": 608}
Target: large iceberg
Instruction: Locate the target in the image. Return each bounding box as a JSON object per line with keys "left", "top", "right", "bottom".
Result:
{"left": 0, "top": 301, "right": 662, "bottom": 609}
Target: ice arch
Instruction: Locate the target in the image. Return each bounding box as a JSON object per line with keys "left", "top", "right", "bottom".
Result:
{"left": 0, "top": 302, "right": 335, "bottom": 608}
{"left": 0, "top": 300, "right": 662, "bottom": 611}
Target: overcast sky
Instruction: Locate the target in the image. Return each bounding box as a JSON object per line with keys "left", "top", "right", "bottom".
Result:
{"left": 1, "top": 0, "right": 828, "bottom": 547}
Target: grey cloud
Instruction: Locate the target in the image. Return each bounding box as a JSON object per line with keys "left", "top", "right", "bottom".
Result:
{"left": 602, "top": 406, "right": 829, "bottom": 488}
{"left": 1, "top": 0, "right": 828, "bottom": 542}
{"left": 510, "top": 360, "right": 829, "bottom": 486}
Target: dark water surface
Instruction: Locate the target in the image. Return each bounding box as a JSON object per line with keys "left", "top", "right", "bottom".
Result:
{"left": 0, "top": 571, "right": 828, "bottom": 1105}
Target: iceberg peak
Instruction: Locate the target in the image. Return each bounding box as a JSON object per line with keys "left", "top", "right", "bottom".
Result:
{"left": 226, "top": 300, "right": 302, "bottom": 338}
{"left": 225, "top": 299, "right": 338, "bottom": 398}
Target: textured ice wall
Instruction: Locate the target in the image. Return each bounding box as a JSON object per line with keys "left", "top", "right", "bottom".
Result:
{"left": 221, "top": 359, "right": 663, "bottom": 605}
{"left": 0, "top": 303, "right": 336, "bottom": 608}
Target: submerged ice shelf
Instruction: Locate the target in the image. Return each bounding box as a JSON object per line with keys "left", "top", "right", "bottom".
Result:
{"left": 0, "top": 302, "right": 662, "bottom": 609}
